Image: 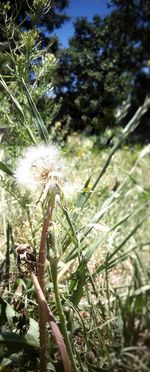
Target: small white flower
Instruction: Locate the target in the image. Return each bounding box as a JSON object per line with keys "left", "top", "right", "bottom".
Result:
{"left": 14, "top": 144, "right": 65, "bottom": 199}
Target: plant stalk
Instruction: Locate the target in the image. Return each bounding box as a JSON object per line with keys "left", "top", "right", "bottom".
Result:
{"left": 30, "top": 269, "right": 72, "bottom": 372}
{"left": 37, "top": 198, "right": 54, "bottom": 372}
{"left": 50, "top": 257, "right": 78, "bottom": 372}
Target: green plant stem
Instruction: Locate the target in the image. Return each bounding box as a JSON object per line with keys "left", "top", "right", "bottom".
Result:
{"left": 50, "top": 257, "right": 78, "bottom": 372}
{"left": 38, "top": 198, "right": 55, "bottom": 372}
{"left": 30, "top": 269, "right": 72, "bottom": 372}
{"left": 5, "top": 222, "right": 11, "bottom": 291}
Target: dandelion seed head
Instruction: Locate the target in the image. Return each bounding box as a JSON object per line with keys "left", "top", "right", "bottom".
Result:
{"left": 15, "top": 144, "right": 65, "bottom": 196}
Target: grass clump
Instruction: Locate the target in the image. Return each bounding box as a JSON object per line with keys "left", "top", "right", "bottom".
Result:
{"left": 0, "top": 133, "right": 150, "bottom": 371}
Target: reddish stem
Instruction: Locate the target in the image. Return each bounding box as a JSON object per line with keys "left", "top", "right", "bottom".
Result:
{"left": 38, "top": 202, "right": 53, "bottom": 290}
{"left": 30, "top": 270, "right": 72, "bottom": 372}
{"left": 37, "top": 201, "right": 54, "bottom": 372}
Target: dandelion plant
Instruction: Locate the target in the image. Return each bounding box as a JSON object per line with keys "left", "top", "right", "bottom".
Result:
{"left": 14, "top": 143, "right": 74, "bottom": 372}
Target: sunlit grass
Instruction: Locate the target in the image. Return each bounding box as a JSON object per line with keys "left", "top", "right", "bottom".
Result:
{"left": 0, "top": 134, "right": 150, "bottom": 371}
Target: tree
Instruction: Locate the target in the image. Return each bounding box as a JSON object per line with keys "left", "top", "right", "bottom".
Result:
{"left": 51, "top": 0, "right": 150, "bottom": 139}
{"left": 52, "top": 16, "right": 129, "bottom": 135}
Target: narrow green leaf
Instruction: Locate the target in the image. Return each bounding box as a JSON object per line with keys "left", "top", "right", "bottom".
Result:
{"left": 56, "top": 214, "right": 77, "bottom": 248}
{"left": 75, "top": 175, "right": 92, "bottom": 209}
{"left": 108, "top": 219, "right": 145, "bottom": 261}
{"left": 99, "top": 246, "right": 137, "bottom": 272}
{"left": 0, "top": 77, "right": 36, "bottom": 143}
{"left": 0, "top": 161, "right": 13, "bottom": 176}
{"left": 0, "top": 77, "right": 24, "bottom": 117}
{"left": 69, "top": 261, "right": 87, "bottom": 307}
{"left": 61, "top": 205, "right": 78, "bottom": 242}
{"left": 77, "top": 95, "right": 150, "bottom": 208}
{"left": 96, "top": 218, "right": 146, "bottom": 273}
{"left": 79, "top": 193, "right": 116, "bottom": 243}
{"left": 0, "top": 330, "right": 39, "bottom": 350}
{"left": 65, "top": 203, "right": 147, "bottom": 267}
{"left": 22, "top": 78, "right": 49, "bottom": 143}
{"left": 63, "top": 205, "right": 132, "bottom": 263}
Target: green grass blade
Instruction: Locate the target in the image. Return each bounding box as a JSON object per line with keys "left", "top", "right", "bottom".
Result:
{"left": 77, "top": 95, "right": 150, "bottom": 209}
{"left": 108, "top": 219, "right": 146, "bottom": 262}
{"left": 96, "top": 218, "right": 147, "bottom": 274}
{"left": 75, "top": 175, "right": 92, "bottom": 209}
{"left": 123, "top": 95, "right": 150, "bottom": 135}
{"left": 61, "top": 205, "right": 78, "bottom": 243}
{"left": 0, "top": 77, "right": 25, "bottom": 118}
{"left": 0, "top": 331, "right": 39, "bottom": 351}
{"left": 64, "top": 210, "right": 133, "bottom": 264}
{"left": 22, "top": 78, "right": 49, "bottom": 143}
{"left": 83, "top": 211, "right": 143, "bottom": 264}
{"left": 0, "top": 77, "right": 36, "bottom": 143}
{"left": 69, "top": 261, "right": 87, "bottom": 307}
{"left": 63, "top": 199, "right": 148, "bottom": 263}
{"left": 100, "top": 246, "right": 137, "bottom": 272}
{"left": 79, "top": 193, "right": 117, "bottom": 243}
{"left": 63, "top": 192, "right": 117, "bottom": 261}
{"left": 0, "top": 161, "right": 14, "bottom": 176}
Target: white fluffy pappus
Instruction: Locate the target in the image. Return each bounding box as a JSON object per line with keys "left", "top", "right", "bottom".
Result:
{"left": 14, "top": 144, "right": 67, "bottom": 199}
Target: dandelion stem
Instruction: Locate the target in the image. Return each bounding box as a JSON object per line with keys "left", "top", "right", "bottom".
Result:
{"left": 30, "top": 269, "right": 72, "bottom": 372}
{"left": 38, "top": 197, "right": 55, "bottom": 372}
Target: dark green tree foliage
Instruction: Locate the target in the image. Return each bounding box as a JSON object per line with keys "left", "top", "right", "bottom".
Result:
{"left": 54, "top": 15, "right": 125, "bottom": 135}
{"left": 52, "top": 0, "right": 150, "bottom": 137}
{"left": 106, "top": 0, "right": 150, "bottom": 100}
{"left": 108, "top": 0, "right": 150, "bottom": 140}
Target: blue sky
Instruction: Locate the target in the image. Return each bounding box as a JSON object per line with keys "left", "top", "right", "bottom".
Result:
{"left": 55, "top": 0, "right": 112, "bottom": 47}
